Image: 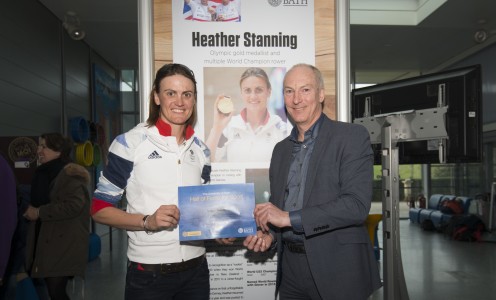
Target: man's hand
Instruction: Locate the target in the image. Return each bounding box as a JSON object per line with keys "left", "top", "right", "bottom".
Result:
{"left": 243, "top": 230, "right": 273, "bottom": 252}
{"left": 254, "top": 202, "right": 290, "bottom": 232}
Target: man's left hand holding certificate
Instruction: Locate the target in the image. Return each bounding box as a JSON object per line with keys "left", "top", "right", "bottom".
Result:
{"left": 178, "top": 183, "right": 257, "bottom": 241}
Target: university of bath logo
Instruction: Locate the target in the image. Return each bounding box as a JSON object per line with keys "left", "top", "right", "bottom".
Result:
{"left": 268, "top": 0, "right": 309, "bottom": 7}
{"left": 267, "top": 0, "right": 282, "bottom": 7}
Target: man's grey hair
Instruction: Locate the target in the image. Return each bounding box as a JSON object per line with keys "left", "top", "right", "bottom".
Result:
{"left": 286, "top": 63, "right": 325, "bottom": 90}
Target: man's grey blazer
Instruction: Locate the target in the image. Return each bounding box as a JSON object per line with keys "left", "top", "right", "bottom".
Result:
{"left": 269, "top": 115, "right": 381, "bottom": 300}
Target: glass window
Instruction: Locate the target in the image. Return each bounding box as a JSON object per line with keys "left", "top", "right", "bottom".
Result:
{"left": 122, "top": 114, "right": 138, "bottom": 132}
{"left": 120, "top": 69, "right": 139, "bottom": 129}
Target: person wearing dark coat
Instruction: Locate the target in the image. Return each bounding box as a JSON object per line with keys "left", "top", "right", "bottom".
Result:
{"left": 24, "top": 133, "right": 90, "bottom": 300}
{"left": 0, "top": 153, "right": 17, "bottom": 297}
{"left": 244, "top": 64, "right": 381, "bottom": 300}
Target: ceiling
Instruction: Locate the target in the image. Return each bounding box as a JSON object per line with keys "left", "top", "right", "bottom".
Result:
{"left": 39, "top": 0, "right": 496, "bottom": 84}
{"left": 351, "top": 0, "right": 496, "bottom": 83}
{"left": 39, "top": 0, "right": 138, "bottom": 70}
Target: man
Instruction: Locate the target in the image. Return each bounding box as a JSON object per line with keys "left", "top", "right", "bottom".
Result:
{"left": 244, "top": 64, "right": 381, "bottom": 300}
{"left": 184, "top": 0, "right": 215, "bottom": 22}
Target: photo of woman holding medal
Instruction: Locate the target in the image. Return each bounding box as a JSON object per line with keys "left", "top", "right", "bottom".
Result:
{"left": 205, "top": 67, "right": 288, "bottom": 163}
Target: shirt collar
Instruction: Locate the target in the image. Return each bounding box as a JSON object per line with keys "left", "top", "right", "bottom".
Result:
{"left": 155, "top": 119, "right": 195, "bottom": 140}
{"left": 290, "top": 113, "right": 324, "bottom": 143}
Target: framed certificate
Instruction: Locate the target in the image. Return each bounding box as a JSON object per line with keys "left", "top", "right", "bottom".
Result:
{"left": 178, "top": 183, "right": 257, "bottom": 241}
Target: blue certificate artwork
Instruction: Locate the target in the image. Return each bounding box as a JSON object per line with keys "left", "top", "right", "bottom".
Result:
{"left": 178, "top": 183, "right": 257, "bottom": 241}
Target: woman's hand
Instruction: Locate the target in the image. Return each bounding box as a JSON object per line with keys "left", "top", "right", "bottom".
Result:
{"left": 23, "top": 205, "right": 40, "bottom": 221}
{"left": 206, "top": 94, "right": 234, "bottom": 161}
{"left": 243, "top": 230, "right": 273, "bottom": 252}
{"left": 211, "top": 94, "right": 233, "bottom": 131}
{"left": 145, "top": 205, "right": 180, "bottom": 231}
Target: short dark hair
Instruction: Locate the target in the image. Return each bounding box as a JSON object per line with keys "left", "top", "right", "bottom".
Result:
{"left": 40, "top": 133, "right": 73, "bottom": 163}
{"left": 147, "top": 63, "right": 198, "bottom": 128}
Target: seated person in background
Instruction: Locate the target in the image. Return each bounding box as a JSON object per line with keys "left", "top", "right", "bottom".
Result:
{"left": 206, "top": 67, "right": 287, "bottom": 163}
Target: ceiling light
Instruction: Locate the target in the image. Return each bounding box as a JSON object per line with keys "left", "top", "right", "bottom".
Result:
{"left": 63, "top": 11, "right": 86, "bottom": 41}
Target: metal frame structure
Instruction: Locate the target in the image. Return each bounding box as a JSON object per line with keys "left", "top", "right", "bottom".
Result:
{"left": 381, "top": 122, "right": 410, "bottom": 300}
{"left": 138, "top": 0, "right": 154, "bottom": 123}
{"left": 489, "top": 182, "right": 496, "bottom": 232}
{"left": 355, "top": 106, "right": 449, "bottom": 300}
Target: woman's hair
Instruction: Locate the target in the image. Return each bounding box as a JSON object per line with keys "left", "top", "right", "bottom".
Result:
{"left": 40, "top": 133, "right": 73, "bottom": 163}
{"left": 239, "top": 67, "right": 271, "bottom": 90}
{"left": 147, "top": 63, "right": 198, "bottom": 128}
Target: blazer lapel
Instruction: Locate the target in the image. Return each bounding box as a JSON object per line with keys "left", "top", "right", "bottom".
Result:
{"left": 303, "top": 117, "right": 333, "bottom": 207}
{"left": 274, "top": 139, "right": 293, "bottom": 208}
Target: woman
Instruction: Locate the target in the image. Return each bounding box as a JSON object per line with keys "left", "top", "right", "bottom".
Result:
{"left": 24, "top": 133, "right": 90, "bottom": 300}
{"left": 206, "top": 67, "right": 287, "bottom": 163}
{"left": 184, "top": 0, "right": 215, "bottom": 21}
{"left": 91, "top": 63, "right": 231, "bottom": 299}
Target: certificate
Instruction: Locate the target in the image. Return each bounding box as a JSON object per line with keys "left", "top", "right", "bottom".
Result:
{"left": 178, "top": 183, "right": 257, "bottom": 241}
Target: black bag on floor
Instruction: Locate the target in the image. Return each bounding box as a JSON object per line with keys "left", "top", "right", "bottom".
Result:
{"left": 443, "top": 214, "right": 485, "bottom": 242}
{"left": 421, "top": 219, "right": 435, "bottom": 231}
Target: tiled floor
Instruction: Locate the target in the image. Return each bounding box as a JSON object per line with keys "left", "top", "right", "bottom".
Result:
{"left": 370, "top": 203, "right": 496, "bottom": 300}
{"left": 69, "top": 228, "right": 128, "bottom": 300}
{"left": 5, "top": 201, "right": 496, "bottom": 300}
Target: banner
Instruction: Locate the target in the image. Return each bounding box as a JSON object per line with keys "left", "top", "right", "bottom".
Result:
{"left": 172, "top": 1, "right": 315, "bottom": 299}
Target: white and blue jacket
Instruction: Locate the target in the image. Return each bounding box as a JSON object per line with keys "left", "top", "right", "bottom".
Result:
{"left": 92, "top": 122, "right": 211, "bottom": 264}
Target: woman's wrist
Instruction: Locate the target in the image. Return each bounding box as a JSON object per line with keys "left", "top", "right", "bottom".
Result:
{"left": 142, "top": 215, "right": 153, "bottom": 235}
